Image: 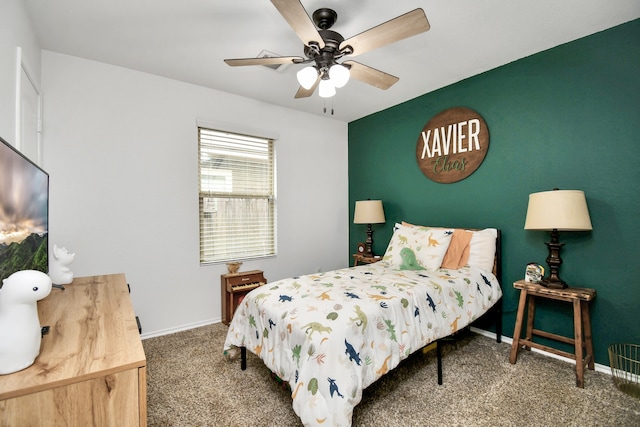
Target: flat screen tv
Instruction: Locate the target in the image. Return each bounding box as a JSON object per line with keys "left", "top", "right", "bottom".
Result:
{"left": 0, "top": 135, "right": 49, "bottom": 283}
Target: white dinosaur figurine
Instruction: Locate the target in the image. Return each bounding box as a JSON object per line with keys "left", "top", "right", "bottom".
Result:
{"left": 0, "top": 270, "right": 52, "bottom": 375}
{"left": 48, "top": 244, "right": 75, "bottom": 286}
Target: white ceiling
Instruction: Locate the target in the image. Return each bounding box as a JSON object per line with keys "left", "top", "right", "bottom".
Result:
{"left": 23, "top": 0, "right": 640, "bottom": 123}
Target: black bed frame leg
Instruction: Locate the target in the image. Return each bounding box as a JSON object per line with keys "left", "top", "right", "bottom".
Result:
{"left": 241, "top": 346, "right": 247, "bottom": 370}
{"left": 496, "top": 299, "right": 503, "bottom": 343}
{"left": 436, "top": 340, "right": 443, "bottom": 385}
{"left": 495, "top": 229, "right": 503, "bottom": 344}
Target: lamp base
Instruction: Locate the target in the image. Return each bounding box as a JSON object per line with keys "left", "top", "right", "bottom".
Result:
{"left": 542, "top": 229, "right": 569, "bottom": 289}
{"left": 539, "top": 277, "right": 568, "bottom": 289}
{"left": 364, "top": 223, "right": 375, "bottom": 258}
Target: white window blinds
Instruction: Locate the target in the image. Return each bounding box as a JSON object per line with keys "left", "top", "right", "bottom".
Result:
{"left": 198, "top": 128, "right": 276, "bottom": 264}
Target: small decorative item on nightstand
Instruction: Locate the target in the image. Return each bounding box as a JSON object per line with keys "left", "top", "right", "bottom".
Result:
{"left": 226, "top": 261, "right": 242, "bottom": 275}
{"left": 525, "top": 263, "right": 544, "bottom": 283}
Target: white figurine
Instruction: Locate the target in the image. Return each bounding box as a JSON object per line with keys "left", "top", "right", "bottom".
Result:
{"left": 48, "top": 244, "right": 75, "bottom": 285}
{"left": 0, "top": 270, "right": 52, "bottom": 375}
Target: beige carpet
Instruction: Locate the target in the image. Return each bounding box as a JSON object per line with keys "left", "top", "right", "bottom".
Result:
{"left": 143, "top": 323, "right": 640, "bottom": 426}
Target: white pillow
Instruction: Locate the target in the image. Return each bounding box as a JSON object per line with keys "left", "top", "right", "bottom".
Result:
{"left": 382, "top": 224, "right": 453, "bottom": 271}
{"left": 466, "top": 228, "right": 497, "bottom": 272}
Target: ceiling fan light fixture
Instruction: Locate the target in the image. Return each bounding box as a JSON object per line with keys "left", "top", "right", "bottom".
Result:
{"left": 318, "top": 79, "right": 336, "bottom": 98}
{"left": 329, "top": 64, "right": 350, "bottom": 88}
{"left": 297, "top": 66, "right": 318, "bottom": 89}
{"left": 225, "top": 4, "right": 431, "bottom": 100}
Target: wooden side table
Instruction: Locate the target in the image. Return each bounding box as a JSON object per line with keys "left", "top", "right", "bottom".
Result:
{"left": 353, "top": 254, "right": 382, "bottom": 266}
{"left": 509, "top": 280, "right": 596, "bottom": 388}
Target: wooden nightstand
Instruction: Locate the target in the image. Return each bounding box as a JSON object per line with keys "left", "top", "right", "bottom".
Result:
{"left": 509, "top": 280, "right": 596, "bottom": 388}
{"left": 353, "top": 254, "right": 382, "bottom": 266}
{"left": 221, "top": 270, "right": 266, "bottom": 325}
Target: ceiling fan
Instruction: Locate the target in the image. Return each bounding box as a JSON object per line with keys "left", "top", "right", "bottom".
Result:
{"left": 224, "top": 0, "right": 430, "bottom": 98}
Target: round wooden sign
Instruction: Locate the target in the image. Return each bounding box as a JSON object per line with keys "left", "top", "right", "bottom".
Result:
{"left": 416, "top": 107, "right": 489, "bottom": 184}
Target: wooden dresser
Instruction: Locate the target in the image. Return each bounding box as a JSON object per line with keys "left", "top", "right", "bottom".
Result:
{"left": 0, "top": 273, "right": 147, "bottom": 426}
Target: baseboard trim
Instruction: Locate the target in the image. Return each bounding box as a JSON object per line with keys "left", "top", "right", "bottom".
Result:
{"left": 141, "top": 317, "right": 219, "bottom": 340}
{"left": 470, "top": 326, "right": 611, "bottom": 375}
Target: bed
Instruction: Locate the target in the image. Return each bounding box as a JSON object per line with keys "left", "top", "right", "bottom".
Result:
{"left": 223, "top": 224, "right": 503, "bottom": 427}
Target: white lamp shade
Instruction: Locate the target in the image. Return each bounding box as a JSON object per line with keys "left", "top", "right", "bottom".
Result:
{"left": 318, "top": 79, "right": 336, "bottom": 98}
{"left": 354, "top": 200, "right": 385, "bottom": 224}
{"left": 329, "top": 64, "right": 350, "bottom": 88}
{"left": 297, "top": 66, "right": 318, "bottom": 89}
{"left": 524, "top": 190, "right": 592, "bottom": 231}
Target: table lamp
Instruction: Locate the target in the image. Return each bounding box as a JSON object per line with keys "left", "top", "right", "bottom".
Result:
{"left": 524, "top": 189, "right": 592, "bottom": 289}
{"left": 354, "top": 200, "right": 386, "bottom": 257}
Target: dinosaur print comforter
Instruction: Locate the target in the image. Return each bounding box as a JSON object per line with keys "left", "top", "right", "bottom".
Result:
{"left": 223, "top": 262, "right": 502, "bottom": 427}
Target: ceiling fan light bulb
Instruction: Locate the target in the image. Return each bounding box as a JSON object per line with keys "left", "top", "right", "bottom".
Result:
{"left": 329, "top": 64, "right": 350, "bottom": 88}
{"left": 297, "top": 66, "right": 318, "bottom": 90}
{"left": 319, "top": 79, "right": 336, "bottom": 98}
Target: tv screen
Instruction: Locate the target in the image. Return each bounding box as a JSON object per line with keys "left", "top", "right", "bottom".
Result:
{"left": 0, "top": 136, "right": 49, "bottom": 283}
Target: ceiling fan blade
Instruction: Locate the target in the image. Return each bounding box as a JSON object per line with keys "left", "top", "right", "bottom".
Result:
{"left": 224, "top": 56, "right": 304, "bottom": 66}
{"left": 343, "top": 61, "right": 399, "bottom": 90}
{"left": 294, "top": 76, "right": 320, "bottom": 98}
{"left": 271, "top": 0, "right": 325, "bottom": 49}
{"left": 340, "top": 9, "right": 430, "bottom": 57}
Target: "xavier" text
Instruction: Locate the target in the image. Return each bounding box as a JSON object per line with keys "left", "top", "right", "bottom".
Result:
{"left": 419, "top": 119, "right": 482, "bottom": 159}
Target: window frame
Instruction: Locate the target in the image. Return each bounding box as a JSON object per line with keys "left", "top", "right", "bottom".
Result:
{"left": 198, "top": 126, "right": 277, "bottom": 265}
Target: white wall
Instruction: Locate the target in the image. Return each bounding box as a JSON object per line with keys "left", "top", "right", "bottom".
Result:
{"left": 0, "top": 0, "right": 41, "bottom": 143}
{"left": 41, "top": 51, "right": 349, "bottom": 337}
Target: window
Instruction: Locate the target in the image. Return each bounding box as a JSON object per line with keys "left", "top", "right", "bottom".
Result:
{"left": 198, "top": 127, "right": 275, "bottom": 264}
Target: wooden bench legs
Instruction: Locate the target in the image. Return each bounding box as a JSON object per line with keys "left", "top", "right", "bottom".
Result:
{"left": 510, "top": 283, "right": 596, "bottom": 388}
{"left": 509, "top": 289, "right": 529, "bottom": 362}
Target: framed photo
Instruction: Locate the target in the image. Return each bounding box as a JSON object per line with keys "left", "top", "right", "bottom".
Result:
{"left": 525, "top": 263, "right": 544, "bottom": 283}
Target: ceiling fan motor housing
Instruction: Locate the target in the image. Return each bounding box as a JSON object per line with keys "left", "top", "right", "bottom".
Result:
{"left": 304, "top": 28, "right": 347, "bottom": 77}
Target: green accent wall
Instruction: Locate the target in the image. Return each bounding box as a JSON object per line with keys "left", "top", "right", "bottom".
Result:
{"left": 348, "top": 19, "right": 640, "bottom": 366}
